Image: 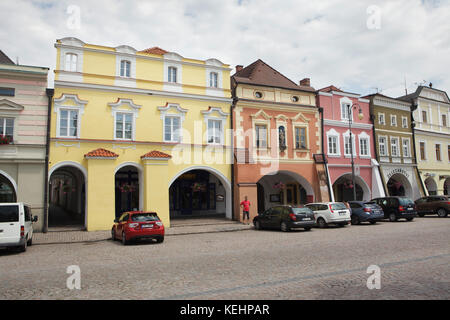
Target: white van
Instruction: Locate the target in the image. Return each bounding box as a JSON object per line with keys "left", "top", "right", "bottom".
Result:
{"left": 0, "top": 203, "right": 38, "bottom": 252}
{"left": 305, "top": 202, "right": 351, "bottom": 228}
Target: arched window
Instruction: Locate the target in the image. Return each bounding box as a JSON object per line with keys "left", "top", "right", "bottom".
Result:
{"left": 65, "top": 53, "right": 78, "bottom": 72}
{"left": 0, "top": 173, "right": 16, "bottom": 202}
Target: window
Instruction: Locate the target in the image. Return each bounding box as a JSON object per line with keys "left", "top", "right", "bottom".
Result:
{"left": 120, "top": 60, "right": 131, "bottom": 78}
{"left": 255, "top": 124, "right": 267, "bottom": 148}
{"left": 344, "top": 135, "right": 355, "bottom": 156}
{"left": 0, "top": 87, "right": 15, "bottom": 97}
{"left": 295, "top": 127, "right": 307, "bottom": 149}
{"left": 291, "top": 96, "right": 299, "bottom": 102}
{"left": 378, "top": 113, "right": 385, "bottom": 125}
{"left": 442, "top": 114, "right": 447, "bottom": 127}
{"left": 209, "top": 72, "right": 218, "bottom": 88}
{"left": 379, "top": 137, "right": 387, "bottom": 156}
{"left": 359, "top": 137, "right": 369, "bottom": 156}
{"left": 164, "top": 116, "right": 181, "bottom": 142}
{"left": 341, "top": 103, "right": 351, "bottom": 121}
{"left": 328, "top": 136, "right": 338, "bottom": 155}
{"left": 391, "top": 138, "right": 399, "bottom": 157}
{"left": 254, "top": 91, "right": 263, "bottom": 99}
{"left": 402, "top": 116, "right": 408, "bottom": 128}
{"left": 422, "top": 110, "right": 428, "bottom": 123}
{"left": 420, "top": 142, "right": 426, "bottom": 160}
{"left": 0, "top": 117, "right": 14, "bottom": 142}
{"left": 390, "top": 115, "right": 397, "bottom": 126}
{"left": 207, "top": 119, "right": 222, "bottom": 144}
{"left": 59, "top": 109, "right": 78, "bottom": 137}
{"left": 402, "top": 139, "right": 410, "bottom": 157}
{"left": 115, "top": 112, "right": 133, "bottom": 140}
{"left": 65, "top": 53, "right": 77, "bottom": 72}
{"left": 436, "top": 144, "right": 441, "bottom": 161}
{"left": 168, "top": 67, "right": 177, "bottom": 83}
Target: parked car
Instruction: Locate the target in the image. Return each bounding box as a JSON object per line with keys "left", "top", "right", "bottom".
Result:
{"left": 348, "top": 201, "right": 384, "bottom": 225}
{"left": 370, "top": 197, "right": 416, "bottom": 222}
{"left": 415, "top": 196, "right": 450, "bottom": 217}
{"left": 0, "top": 202, "right": 38, "bottom": 252}
{"left": 253, "top": 205, "right": 316, "bottom": 232}
{"left": 305, "top": 202, "right": 351, "bottom": 228}
{"left": 112, "top": 211, "right": 165, "bottom": 245}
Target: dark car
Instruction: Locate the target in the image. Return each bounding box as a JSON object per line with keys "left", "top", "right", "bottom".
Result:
{"left": 253, "top": 205, "right": 316, "bottom": 232}
{"left": 348, "top": 201, "right": 384, "bottom": 225}
{"left": 415, "top": 196, "right": 450, "bottom": 217}
{"left": 112, "top": 211, "right": 165, "bottom": 245}
{"left": 370, "top": 197, "right": 416, "bottom": 222}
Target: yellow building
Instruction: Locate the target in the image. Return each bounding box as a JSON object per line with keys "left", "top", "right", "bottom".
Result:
{"left": 399, "top": 85, "right": 450, "bottom": 196}
{"left": 49, "top": 37, "right": 232, "bottom": 231}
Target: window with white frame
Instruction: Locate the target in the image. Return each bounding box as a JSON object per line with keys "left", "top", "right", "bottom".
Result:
{"left": 120, "top": 60, "right": 131, "bottom": 78}
{"left": 341, "top": 102, "right": 352, "bottom": 121}
{"left": 115, "top": 112, "right": 133, "bottom": 140}
{"left": 402, "top": 138, "right": 410, "bottom": 157}
{"left": 209, "top": 72, "right": 218, "bottom": 88}
{"left": 442, "top": 114, "right": 447, "bottom": 128}
{"left": 390, "top": 137, "right": 399, "bottom": 157}
{"left": 422, "top": 110, "right": 428, "bottom": 123}
{"left": 344, "top": 135, "right": 355, "bottom": 156}
{"left": 65, "top": 53, "right": 78, "bottom": 72}
{"left": 0, "top": 117, "right": 14, "bottom": 141}
{"left": 58, "top": 109, "right": 79, "bottom": 137}
{"left": 164, "top": 116, "right": 181, "bottom": 142}
{"left": 379, "top": 136, "right": 387, "bottom": 156}
{"left": 391, "top": 115, "right": 397, "bottom": 126}
{"left": 402, "top": 116, "right": 408, "bottom": 128}
{"left": 359, "top": 137, "right": 369, "bottom": 156}
{"left": 378, "top": 113, "right": 385, "bottom": 125}
{"left": 255, "top": 124, "right": 267, "bottom": 149}
{"left": 328, "top": 135, "right": 338, "bottom": 155}
{"left": 207, "top": 119, "right": 222, "bottom": 144}
{"left": 168, "top": 67, "right": 177, "bottom": 83}
{"left": 436, "top": 143, "right": 442, "bottom": 161}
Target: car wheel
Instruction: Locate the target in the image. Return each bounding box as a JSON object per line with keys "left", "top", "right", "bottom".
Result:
{"left": 418, "top": 213, "right": 425, "bottom": 217}
{"left": 304, "top": 227, "right": 311, "bottom": 231}
{"left": 406, "top": 217, "right": 414, "bottom": 221}
{"left": 121, "top": 232, "right": 128, "bottom": 246}
{"left": 111, "top": 228, "right": 116, "bottom": 241}
{"left": 351, "top": 215, "right": 360, "bottom": 225}
{"left": 280, "top": 221, "right": 289, "bottom": 232}
{"left": 254, "top": 220, "right": 262, "bottom": 230}
{"left": 369, "top": 220, "right": 377, "bottom": 225}
{"left": 27, "top": 237, "right": 32, "bottom": 246}
{"left": 18, "top": 237, "right": 27, "bottom": 252}
{"left": 156, "top": 236, "right": 164, "bottom": 243}
{"left": 437, "top": 208, "right": 448, "bottom": 218}
{"left": 389, "top": 213, "right": 397, "bottom": 222}
{"left": 317, "top": 218, "right": 327, "bottom": 228}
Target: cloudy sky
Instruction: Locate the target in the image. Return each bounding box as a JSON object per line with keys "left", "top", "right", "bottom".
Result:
{"left": 1, "top": 0, "right": 449, "bottom": 97}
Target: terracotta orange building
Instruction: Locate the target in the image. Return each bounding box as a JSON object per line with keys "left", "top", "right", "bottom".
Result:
{"left": 231, "top": 60, "right": 330, "bottom": 222}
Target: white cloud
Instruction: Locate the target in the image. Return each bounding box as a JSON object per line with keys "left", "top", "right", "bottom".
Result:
{"left": 1, "top": 0, "right": 448, "bottom": 97}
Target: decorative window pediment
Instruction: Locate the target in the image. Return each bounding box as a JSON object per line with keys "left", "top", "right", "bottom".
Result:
{"left": 54, "top": 94, "right": 88, "bottom": 139}
{"left": 251, "top": 109, "right": 271, "bottom": 120}
{"left": 158, "top": 103, "right": 188, "bottom": 143}
{"left": 291, "top": 112, "right": 309, "bottom": 123}
{"left": 0, "top": 99, "right": 24, "bottom": 112}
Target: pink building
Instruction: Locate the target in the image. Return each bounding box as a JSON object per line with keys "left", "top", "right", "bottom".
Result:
{"left": 318, "top": 86, "right": 384, "bottom": 201}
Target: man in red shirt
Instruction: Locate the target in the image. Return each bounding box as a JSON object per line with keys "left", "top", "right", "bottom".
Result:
{"left": 240, "top": 196, "right": 251, "bottom": 225}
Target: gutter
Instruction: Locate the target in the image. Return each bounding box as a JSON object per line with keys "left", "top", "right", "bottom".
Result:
{"left": 43, "top": 88, "right": 54, "bottom": 233}
{"left": 230, "top": 77, "right": 237, "bottom": 221}
{"left": 318, "top": 105, "right": 333, "bottom": 202}
{"left": 411, "top": 100, "right": 426, "bottom": 197}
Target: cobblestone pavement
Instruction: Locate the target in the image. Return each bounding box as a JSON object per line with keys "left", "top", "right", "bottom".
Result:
{"left": 0, "top": 217, "right": 449, "bottom": 299}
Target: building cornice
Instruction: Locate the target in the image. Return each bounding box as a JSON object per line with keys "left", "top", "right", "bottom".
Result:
{"left": 324, "top": 119, "right": 372, "bottom": 130}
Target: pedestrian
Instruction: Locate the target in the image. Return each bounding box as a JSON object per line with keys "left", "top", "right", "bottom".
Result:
{"left": 240, "top": 196, "right": 251, "bottom": 225}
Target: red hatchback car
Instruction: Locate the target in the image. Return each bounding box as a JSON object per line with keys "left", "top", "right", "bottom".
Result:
{"left": 112, "top": 211, "right": 165, "bottom": 245}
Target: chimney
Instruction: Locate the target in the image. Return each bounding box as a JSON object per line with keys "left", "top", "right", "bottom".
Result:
{"left": 235, "top": 65, "right": 243, "bottom": 73}
{"left": 300, "top": 78, "right": 310, "bottom": 87}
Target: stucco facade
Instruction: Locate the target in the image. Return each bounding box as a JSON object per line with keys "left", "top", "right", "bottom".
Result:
{"left": 50, "top": 37, "right": 232, "bottom": 231}
{"left": 0, "top": 59, "right": 49, "bottom": 231}
{"left": 318, "top": 86, "right": 384, "bottom": 201}
{"left": 232, "top": 60, "right": 329, "bottom": 222}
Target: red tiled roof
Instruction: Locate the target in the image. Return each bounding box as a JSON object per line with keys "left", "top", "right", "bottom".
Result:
{"left": 141, "top": 150, "right": 172, "bottom": 159}
{"left": 139, "top": 47, "right": 168, "bottom": 55}
{"left": 84, "top": 148, "right": 118, "bottom": 158}
{"left": 319, "top": 85, "right": 343, "bottom": 93}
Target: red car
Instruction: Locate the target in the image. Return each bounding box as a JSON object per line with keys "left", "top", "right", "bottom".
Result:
{"left": 112, "top": 211, "right": 165, "bottom": 245}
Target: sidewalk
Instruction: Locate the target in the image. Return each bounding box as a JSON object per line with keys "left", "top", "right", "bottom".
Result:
{"left": 33, "top": 219, "right": 253, "bottom": 245}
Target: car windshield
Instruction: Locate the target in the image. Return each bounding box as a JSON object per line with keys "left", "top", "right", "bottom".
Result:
{"left": 131, "top": 213, "right": 159, "bottom": 222}
{"left": 292, "top": 208, "right": 313, "bottom": 214}
{"left": 331, "top": 203, "right": 347, "bottom": 210}
{"left": 0, "top": 205, "right": 19, "bottom": 222}
{"left": 399, "top": 198, "right": 414, "bottom": 206}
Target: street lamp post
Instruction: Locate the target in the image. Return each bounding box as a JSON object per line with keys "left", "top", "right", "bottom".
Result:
{"left": 347, "top": 103, "right": 363, "bottom": 201}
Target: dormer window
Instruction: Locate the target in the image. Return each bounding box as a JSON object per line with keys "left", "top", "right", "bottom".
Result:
{"left": 209, "top": 72, "right": 218, "bottom": 88}
{"left": 168, "top": 67, "right": 177, "bottom": 83}
{"left": 120, "top": 60, "right": 131, "bottom": 78}
{"left": 65, "top": 53, "right": 78, "bottom": 72}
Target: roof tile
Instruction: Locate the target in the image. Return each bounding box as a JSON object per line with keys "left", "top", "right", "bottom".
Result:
{"left": 141, "top": 150, "right": 172, "bottom": 159}
{"left": 84, "top": 148, "right": 118, "bottom": 158}
{"left": 139, "top": 47, "right": 168, "bottom": 55}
